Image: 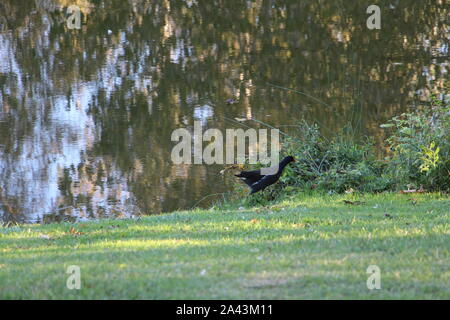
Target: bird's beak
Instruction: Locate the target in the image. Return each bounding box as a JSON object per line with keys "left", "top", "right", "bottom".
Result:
{"left": 292, "top": 158, "right": 296, "bottom": 162}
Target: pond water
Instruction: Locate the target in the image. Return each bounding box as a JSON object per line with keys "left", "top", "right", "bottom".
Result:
{"left": 0, "top": 0, "right": 448, "bottom": 224}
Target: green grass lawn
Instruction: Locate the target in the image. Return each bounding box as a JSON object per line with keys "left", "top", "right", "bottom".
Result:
{"left": 0, "top": 192, "right": 449, "bottom": 299}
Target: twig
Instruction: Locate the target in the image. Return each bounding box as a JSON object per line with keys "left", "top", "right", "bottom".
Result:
{"left": 223, "top": 116, "right": 253, "bottom": 129}
{"left": 191, "top": 193, "right": 227, "bottom": 209}
{"left": 267, "top": 82, "right": 334, "bottom": 109}
{"left": 249, "top": 117, "right": 291, "bottom": 137}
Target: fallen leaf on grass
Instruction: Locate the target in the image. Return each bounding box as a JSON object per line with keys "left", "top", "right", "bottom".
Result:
{"left": 343, "top": 200, "right": 366, "bottom": 205}
{"left": 399, "top": 186, "right": 425, "bottom": 194}
{"left": 399, "top": 189, "right": 423, "bottom": 194}
{"left": 69, "top": 227, "right": 84, "bottom": 236}
{"left": 250, "top": 219, "right": 258, "bottom": 223}
{"left": 293, "top": 223, "right": 310, "bottom": 228}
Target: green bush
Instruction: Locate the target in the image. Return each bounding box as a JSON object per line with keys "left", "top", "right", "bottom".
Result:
{"left": 228, "top": 94, "right": 449, "bottom": 206}
{"left": 280, "top": 121, "right": 392, "bottom": 193}
{"left": 382, "top": 95, "right": 449, "bottom": 191}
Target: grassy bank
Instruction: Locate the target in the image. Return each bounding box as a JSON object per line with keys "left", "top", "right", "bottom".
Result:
{"left": 0, "top": 192, "right": 448, "bottom": 299}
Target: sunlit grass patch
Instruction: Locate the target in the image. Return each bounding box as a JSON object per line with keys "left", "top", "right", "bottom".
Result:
{"left": 0, "top": 192, "right": 448, "bottom": 299}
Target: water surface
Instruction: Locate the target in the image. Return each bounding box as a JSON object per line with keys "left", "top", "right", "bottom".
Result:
{"left": 0, "top": 0, "right": 448, "bottom": 223}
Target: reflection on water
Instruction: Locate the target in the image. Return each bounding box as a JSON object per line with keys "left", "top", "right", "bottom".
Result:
{"left": 0, "top": 0, "right": 448, "bottom": 223}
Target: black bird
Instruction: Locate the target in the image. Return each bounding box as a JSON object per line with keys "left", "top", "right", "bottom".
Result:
{"left": 235, "top": 156, "right": 296, "bottom": 194}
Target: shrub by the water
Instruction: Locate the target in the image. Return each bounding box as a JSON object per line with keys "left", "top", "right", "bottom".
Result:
{"left": 230, "top": 95, "right": 449, "bottom": 204}
{"left": 382, "top": 95, "right": 449, "bottom": 191}
{"left": 280, "top": 122, "right": 391, "bottom": 193}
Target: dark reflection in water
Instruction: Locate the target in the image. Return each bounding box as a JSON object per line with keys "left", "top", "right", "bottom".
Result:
{"left": 0, "top": 0, "right": 448, "bottom": 223}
